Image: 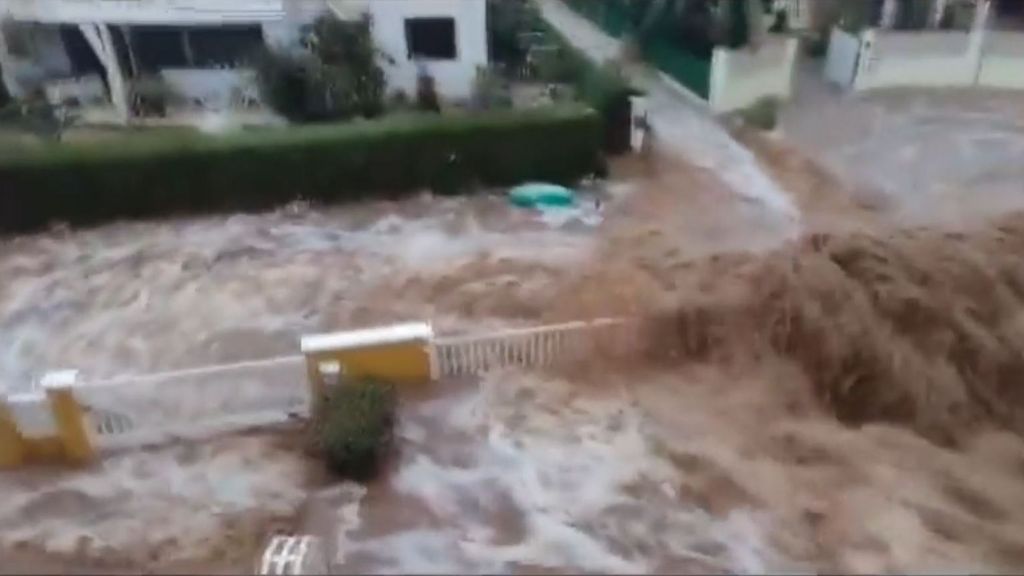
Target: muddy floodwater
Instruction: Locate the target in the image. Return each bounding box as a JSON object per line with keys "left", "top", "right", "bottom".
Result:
{"left": 0, "top": 193, "right": 606, "bottom": 393}
{"left": 6, "top": 150, "right": 1024, "bottom": 574}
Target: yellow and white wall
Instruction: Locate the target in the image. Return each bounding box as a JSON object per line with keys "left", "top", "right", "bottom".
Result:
{"left": 2, "top": 318, "right": 630, "bottom": 469}
{"left": 0, "top": 370, "right": 94, "bottom": 469}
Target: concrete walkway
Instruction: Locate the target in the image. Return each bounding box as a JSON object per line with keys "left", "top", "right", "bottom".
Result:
{"left": 538, "top": 0, "right": 800, "bottom": 235}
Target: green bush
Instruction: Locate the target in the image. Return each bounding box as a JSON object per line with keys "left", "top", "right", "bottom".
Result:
{"left": 255, "top": 15, "right": 385, "bottom": 123}
{"left": 0, "top": 105, "right": 602, "bottom": 233}
{"left": 0, "top": 67, "right": 8, "bottom": 108}
{"left": 254, "top": 49, "right": 318, "bottom": 122}
{"left": 316, "top": 379, "right": 397, "bottom": 481}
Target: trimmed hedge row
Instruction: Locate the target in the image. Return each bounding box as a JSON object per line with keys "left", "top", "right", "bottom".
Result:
{"left": 0, "top": 105, "right": 601, "bottom": 234}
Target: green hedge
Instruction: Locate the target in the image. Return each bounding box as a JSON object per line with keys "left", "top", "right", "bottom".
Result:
{"left": 0, "top": 105, "right": 601, "bottom": 234}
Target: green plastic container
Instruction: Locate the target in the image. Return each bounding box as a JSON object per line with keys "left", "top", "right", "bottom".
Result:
{"left": 508, "top": 183, "right": 576, "bottom": 208}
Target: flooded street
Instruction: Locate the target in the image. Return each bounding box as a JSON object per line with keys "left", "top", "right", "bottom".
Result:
{"left": 5, "top": 0, "right": 1024, "bottom": 571}
{"left": 0, "top": 155, "right": 800, "bottom": 573}
{"left": 5, "top": 130, "right": 1024, "bottom": 573}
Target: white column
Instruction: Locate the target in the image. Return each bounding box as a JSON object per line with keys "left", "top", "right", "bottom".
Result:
{"left": 880, "top": 0, "right": 899, "bottom": 28}
{"left": 79, "top": 23, "right": 130, "bottom": 123}
{"left": 930, "top": 0, "right": 950, "bottom": 27}
{"left": 972, "top": 0, "right": 992, "bottom": 32}
{"left": 968, "top": 0, "right": 991, "bottom": 84}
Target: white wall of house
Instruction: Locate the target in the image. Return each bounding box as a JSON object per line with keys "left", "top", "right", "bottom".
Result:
{"left": 0, "top": 0, "right": 285, "bottom": 25}
{"left": 368, "top": 0, "right": 487, "bottom": 100}
{"left": 708, "top": 36, "right": 798, "bottom": 113}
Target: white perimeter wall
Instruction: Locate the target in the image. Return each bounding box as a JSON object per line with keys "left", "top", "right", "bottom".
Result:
{"left": 708, "top": 36, "right": 798, "bottom": 113}
{"left": 368, "top": 0, "right": 487, "bottom": 100}
{"left": 824, "top": 27, "right": 861, "bottom": 89}
{"left": 854, "top": 29, "right": 977, "bottom": 90}
{"left": 979, "top": 31, "right": 1024, "bottom": 90}
{"left": 838, "top": 27, "right": 1024, "bottom": 93}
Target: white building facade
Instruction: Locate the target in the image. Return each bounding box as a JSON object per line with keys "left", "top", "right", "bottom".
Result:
{"left": 0, "top": 0, "right": 488, "bottom": 122}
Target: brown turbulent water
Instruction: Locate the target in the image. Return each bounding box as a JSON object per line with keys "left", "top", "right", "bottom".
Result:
{"left": 5, "top": 144, "right": 1024, "bottom": 573}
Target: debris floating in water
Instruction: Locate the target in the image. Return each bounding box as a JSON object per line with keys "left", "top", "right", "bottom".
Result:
{"left": 508, "top": 183, "right": 576, "bottom": 209}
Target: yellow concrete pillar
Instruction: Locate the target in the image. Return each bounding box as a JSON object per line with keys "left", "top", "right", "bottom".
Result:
{"left": 301, "top": 322, "right": 435, "bottom": 413}
{"left": 0, "top": 399, "right": 25, "bottom": 469}
{"left": 42, "top": 371, "right": 94, "bottom": 465}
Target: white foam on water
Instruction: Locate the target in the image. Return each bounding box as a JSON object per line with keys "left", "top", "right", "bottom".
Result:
{"left": 0, "top": 198, "right": 598, "bottom": 394}
{"left": 534, "top": 204, "right": 605, "bottom": 228}
{"left": 0, "top": 436, "right": 308, "bottom": 560}
{"left": 334, "top": 370, "right": 778, "bottom": 574}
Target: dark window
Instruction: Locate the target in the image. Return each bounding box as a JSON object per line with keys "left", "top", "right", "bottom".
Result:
{"left": 188, "top": 26, "right": 264, "bottom": 67}
{"left": 404, "top": 17, "right": 456, "bottom": 60}
{"left": 60, "top": 26, "right": 105, "bottom": 77}
{"left": 131, "top": 27, "right": 188, "bottom": 72}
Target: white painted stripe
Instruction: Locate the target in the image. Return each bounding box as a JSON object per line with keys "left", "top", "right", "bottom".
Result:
{"left": 301, "top": 322, "right": 433, "bottom": 353}
{"left": 6, "top": 391, "right": 58, "bottom": 438}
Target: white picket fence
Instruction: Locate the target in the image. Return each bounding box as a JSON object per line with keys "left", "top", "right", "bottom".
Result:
{"left": 75, "top": 355, "right": 308, "bottom": 451}
{"left": 258, "top": 535, "right": 328, "bottom": 575}
{"left": 433, "top": 318, "right": 636, "bottom": 378}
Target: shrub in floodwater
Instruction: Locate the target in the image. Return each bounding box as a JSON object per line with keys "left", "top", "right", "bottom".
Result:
{"left": 315, "top": 379, "right": 396, "bottom": 481}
